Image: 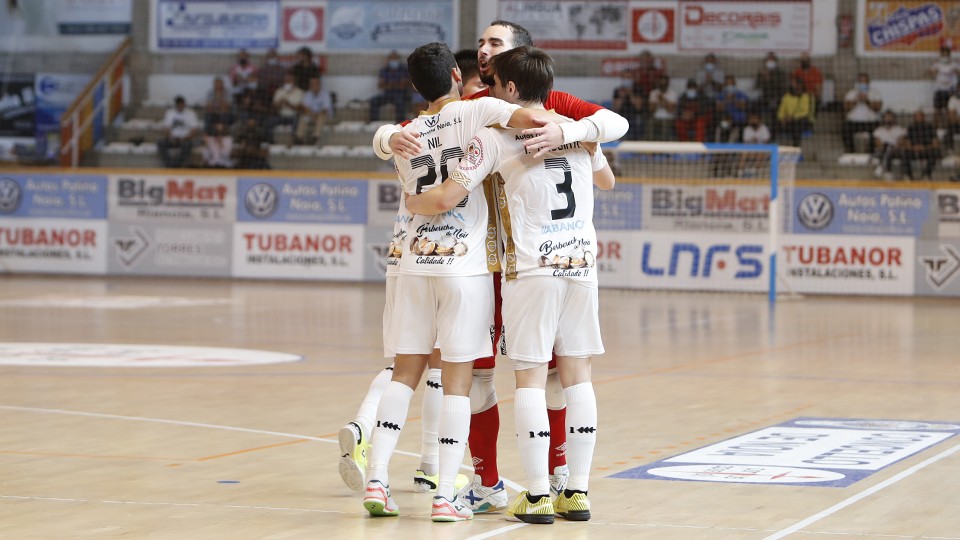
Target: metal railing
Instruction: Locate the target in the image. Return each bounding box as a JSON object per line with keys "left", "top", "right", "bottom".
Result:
{"left": 59, "top": 37, "right": 131, "bottom": 168}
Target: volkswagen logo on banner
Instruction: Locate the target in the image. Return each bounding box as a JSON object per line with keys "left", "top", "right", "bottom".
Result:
{"left": 245, "top": 183, "right": 278, "bottom": 219}
{"left": 797, "top": 192, "right": 834, "bottom": 230}
{"left": 0, "top": 178, "right": 22, "bottom": 214}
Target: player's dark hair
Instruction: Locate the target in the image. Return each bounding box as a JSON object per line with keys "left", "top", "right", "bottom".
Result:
{"left": 488, "top": 20, "right": 534, "bottom": 48}
{"left": 490, "top": 46, "right": 553, "bottom": 105}
{"left": 407, "top": 42, "right": 457, "bottom": 103}
{"left": 454, "top": 48, "right": 480, "bottom": 83}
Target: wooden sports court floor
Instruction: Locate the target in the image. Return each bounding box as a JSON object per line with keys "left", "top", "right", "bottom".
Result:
{"left": 1, "top": 274, "right": 958, "bottom": 539}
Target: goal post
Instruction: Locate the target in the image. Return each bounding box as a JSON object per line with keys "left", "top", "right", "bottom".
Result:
{"left": 600, "top": 141, "right": 801, "bottom": 302}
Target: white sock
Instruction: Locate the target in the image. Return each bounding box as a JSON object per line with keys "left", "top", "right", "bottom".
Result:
{"left": 420, "top": 368, "right": 442, "bottom": 476}
{"left": 437, "top": 395, "right": 471, "bottom": 499}
{"left": 514, "top": 387, "right": 550, "bottom": 496}
{"left": 366, "top": 381, "right": 414, "bottom": 487}
{"left": 564, "top": 383, "right": 597, "bottom": 492}
{"left": 355, "top": 365, "right": 393, "bottom": 437}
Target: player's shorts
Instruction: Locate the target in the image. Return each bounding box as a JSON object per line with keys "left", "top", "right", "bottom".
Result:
{"left": 474, "top": 272, "right": 503, "bottom": 370}
{"left": 501, "top": 276, "right": 603, "bottom": 365}
{"left": 382, "top": 274, "right": 398, "bottom": 358}
{"left": 388, "top": 273, "right": 494, "bottom": 363}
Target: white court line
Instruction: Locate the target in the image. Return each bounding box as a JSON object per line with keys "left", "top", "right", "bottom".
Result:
{"left": 763, "top": 442, "right": 960, "bottom": 540}
{"left": 0, "top": 404, "right": 525, "bottom": 491}
{"left": 465, "top": 522, "right": 528, "bottom": 540}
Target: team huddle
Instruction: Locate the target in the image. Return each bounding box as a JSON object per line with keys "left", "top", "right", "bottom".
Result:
{"left": 337, "top": 21, "right": 627, "bottom": 525}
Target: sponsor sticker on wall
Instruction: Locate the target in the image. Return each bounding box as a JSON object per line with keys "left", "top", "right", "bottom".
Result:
{"left": 498, "top": 1, "right": 628, "bottom": 50}
{"left": 643, "top": 184, "right": 772, "bottom": 233}
{"left": 790, "top": 187, "right": 930, "bottom": 236}
{"left": 612, "top": 417, "right": 960, "bottom": 487}
{"left": 232, "top": 223, "right": 364, "bottom": 280}
{"left": 108, "top": 174, "right": 235, "bottom": 223}
{"left": 154, "top": 0, "right": 280, "bottom": 50}
{"left": 238, "top": 177, "right": 367, "bottom": 224}
{"left": 107, "top": 223, "right": 233, "bottom": 277}
{"left": 781, "top": 234, "right": 914, "bottom": 295}
{"left": 859, "top": 0, "right": 959, "bottom": 56}
{"left": 914, "top": 240, "right": 960, "bottom": 296}
{"left": 326, "top": 0, "right": 456, "bottom": 50}
{"left": 0, "top": 218, "right": 106, "bottom": 274}
{"left": 281, "top": 2, "right": 324, "bottom": 52}
{"left": 0, "top": 174, "right": 106, "bottom": 219}
{"left": 678, "top": 0, "right": 813, "bottom": 52}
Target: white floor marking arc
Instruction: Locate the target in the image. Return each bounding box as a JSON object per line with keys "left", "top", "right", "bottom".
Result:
{"left": 763, "top": 442, "right": 960, "bottom": 540}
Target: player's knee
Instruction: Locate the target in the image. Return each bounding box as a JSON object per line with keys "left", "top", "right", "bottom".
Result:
{"left": 546, "top": 369, "right": 566, "bottom": 410}
{"left": 469, "top": 368, "right": 498, "bottom": 414}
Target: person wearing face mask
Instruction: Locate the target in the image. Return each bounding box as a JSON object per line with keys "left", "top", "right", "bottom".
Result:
{"left": 777, "top": 78, "right": 815, "bottom": 147}
{"left": 612, "top": 70, "right": 643, "bottom": 140}
{"left": 676, "top": 79, "right": 710, "bottom": 142}
{"left": 902, "top": 109, "right": 941, "bottom": 180}
{"left": 229, "top": 49, "right": 257, "bottom": 106}
{"left": 716, "top": 75, "right": 749, "bottom": 131}
{"left": 871, "top": 110, "right": 905, "bottom": 180}
{"left": 291, "top": 46, "right": 321, "bottom": 91}
{"left": 929, "top": 47, "right": 960, "bottom": 127}
{"left": 842, "top": 72, "right": 884, "bottom": 153}
{"left": 791, "top": 52, "right": 823, "bottom": 106}
{"left": 255, "top": 48, "right": 287, "bottom": 112}
{"left": 754, "top": 52, "right": 787, "bottom": 126}
{"left": 695, "top": 53, "right": 724, "bottom": 99}
{"left": 370, "top": 50, "right": 413, "bottom": 124}
{"left": 648, "top": 75, "right": 678, "bottom": 140}
{"left": 271, "top": 72, "right": 304, "bottom": 136}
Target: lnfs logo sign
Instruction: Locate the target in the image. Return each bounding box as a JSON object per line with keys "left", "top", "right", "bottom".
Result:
{"left": 797, "top": 193, "right": 834, "bottom": 230}
{"left": 245, "top": 183, "right": 278, "bottom": 219}
{"left": 641, "top": 242, "right": 763, "bottom": 279}
{"left": 0, "top": 178, "right": 22, "bottom": 214}
{"left": 920, "top": 245, "right": 960, "bottom": 289}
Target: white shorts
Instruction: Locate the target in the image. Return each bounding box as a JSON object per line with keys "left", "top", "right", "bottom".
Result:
{"left": 382, "top": 275, "right": 398, "bottom": 358}
{"left": 501, "top": 276, "right": 603, "bottom": 364}
{"left": 388, "top": 273, "right": 494, "bottom": 363}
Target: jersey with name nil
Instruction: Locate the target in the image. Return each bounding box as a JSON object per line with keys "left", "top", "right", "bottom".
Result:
{"left": 395, "top": 97, "right": 519, "bottom": 277}
{"left": 453, "top": 126, "right": 605, "bottom": 282}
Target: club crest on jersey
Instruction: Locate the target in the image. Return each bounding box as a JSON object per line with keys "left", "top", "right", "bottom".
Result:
{"left": 460, "top": 138, "right": 484, "bottom": 171}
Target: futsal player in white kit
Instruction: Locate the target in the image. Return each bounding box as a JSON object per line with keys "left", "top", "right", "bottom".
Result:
{"left": 405, "top": 45, "right": 614, "bottom": 524}
{"left": 362, "top": 42, "right": 564, "bottom": 522}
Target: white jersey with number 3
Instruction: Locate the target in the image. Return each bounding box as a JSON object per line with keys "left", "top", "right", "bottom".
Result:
{"left": 394, "top": 97, "right": 519, "bottom": 277}
{"left": 452, "top": 125, "right": 607, "bottom": 282}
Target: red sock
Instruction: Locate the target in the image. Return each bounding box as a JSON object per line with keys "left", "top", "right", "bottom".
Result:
{"left": 468, "top": 404, "right": 500, "bottom": 487}
{"left": 547, "top": 406, "right": 567, "bottom": 470}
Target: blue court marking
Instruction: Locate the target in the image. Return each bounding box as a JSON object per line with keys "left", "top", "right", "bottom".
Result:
{"left": 611, "top": 417, "right": 960, "bottom": 488}
{"left": 217, "top": 480, "right": 240, "bottom": 484}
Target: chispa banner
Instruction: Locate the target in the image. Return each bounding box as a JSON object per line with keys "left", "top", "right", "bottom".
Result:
{"left": 858, "top": 0, "right": 960, "bottom": 55}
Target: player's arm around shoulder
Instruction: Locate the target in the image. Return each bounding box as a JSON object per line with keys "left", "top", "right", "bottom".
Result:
{"left": 406, "top": 130, "right": 499, "bottom": 216}
{"left": 373, "top": 122, "right": 421, "bottom": 160}
{"left": 522, "top": 90, "right": 629, "bottom": 155}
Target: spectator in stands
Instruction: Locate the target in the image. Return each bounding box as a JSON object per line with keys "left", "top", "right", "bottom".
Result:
{"left": 291, "top": 46, "right": 321, "bottom": 91}
{"left": 271, "top": 72, "right": 304, "bottom": 136}
{"left": 842, "top": 73, "right": 883, "bottom": 154}
{"left": 202, "top": 121, "right": 233, "bottom": 169}
{"left": 256, "top": 48, "right": 286, "bottom": 111}
{"left": 632, "top": 49, "right": 665, "bottom": 100}
{"left": 945, "top": 87, "right": 960, "bottom": 151}
{"left": 716, "top": 75, "right": 749, "bottom": 129}
{"left": 675, "top": 78, "right": 710, "bottom": 142}
{"left": 754, "top": 52, "right": 787, "bottom": 125}
{"left": 204, "top": 77, "right": 234, "bottom": 134}
{"left": 232, "top": 116, "right": 271, "bottom": 170}
{"left": 777, "top": 78, "right": 815, "bottom": 147}
{"left": 369, "top": 50, "right": 411, "bottom": 124}
{"left": 902, "top": 109, "right": 941, "bottom": 180}
{"left": 871, "top": 110, "right": 906, "bottom": 180}
{"left": 792, "top": 52, "right": 823, "bottom": 106}
{"left": 158, "top": 96, "right": 200, "bottom": 169}
{"left": 647, "top": 75, "right": 677, "bottom": 141}
{"left": 742, "top": 113, "right": 771, "bottom": 144}
{"left": 229, "top": 49, "right": 257, "bottom": 105}
{"left": 296, "top": 76, "right": 334, "bottom": 146}
{"left": 930, "top": 46, "right": 960, "bottom": 129}
{"left": 695, "top": 53, "right": 724, "bottom": 99}
{"left": 613, "top": 70, "right": 643, "bottom": 140}
{"left": 713, "top": 113, "right": 739, "bottom": 143}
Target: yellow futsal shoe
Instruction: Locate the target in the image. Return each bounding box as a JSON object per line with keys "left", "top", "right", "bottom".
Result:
{"left": 506, "top": 491, "right": 555, "bottom": 524}
{"left": 412, "top": 469, "right": 470, "bottom": 493}
{"left": 338, "top": 422, "right": 369, "bottom": 492}
{"left": 555, "top": 490, "right": 591, "bottom": 521}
